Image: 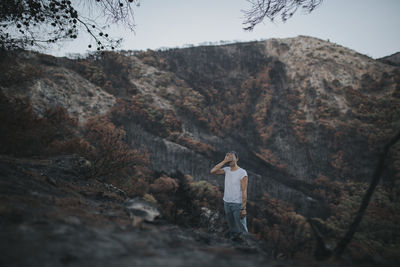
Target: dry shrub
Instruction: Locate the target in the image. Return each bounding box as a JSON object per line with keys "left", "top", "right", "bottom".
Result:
{"left": 81, "top": 116, "right": 150, "bottom": 180}
{"left": 0, "top": 91, "right": 79, "bottom": 157}
{"left": 114, "top": 173, "right": 151, "bottom": 198}
{"left": 149, "top": 175, "right": 179, "bottom": 220}
{"left": 187, "top": 180, "right": 223, "bottom": 210}
{"left": 178, "top": 174, "right": 224, "bottom": 228}
{"left": 150, "top": 175, "right": 179, "bottom": 193}
{"left": 168, "top": 133, "right": 216, "bottom": 156}
{"left": 250, "top": 193, "right": 314, "bottom": 259}
{"left": 148, "top": 173, "right": 224, "bottom": 228}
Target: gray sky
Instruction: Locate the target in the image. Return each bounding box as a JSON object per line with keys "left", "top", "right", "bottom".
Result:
{"left": 48, "top": 0, "right": 400, "bottom": 59}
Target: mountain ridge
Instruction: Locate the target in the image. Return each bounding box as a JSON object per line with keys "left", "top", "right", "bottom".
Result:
{"left": 378, "top": 51, "right": 400, "bottom": 67}
{"left": 1, "top": 35, "right": 399, "bottom": 217}
{"left": 1, "top": 35, "right": 400, "bottom": 264}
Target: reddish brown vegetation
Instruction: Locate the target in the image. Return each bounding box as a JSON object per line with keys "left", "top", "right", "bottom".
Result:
{"left": 67, "top": 52, "right": 136, "bottom": 96}
{"left": 148, "top": 173, "right": 224, "bottom": 228}
{"left": 80, "top": 115, "right": 150, "bottom": 181}
{"left": 253, "top": 148, "right": 288, "bottom": 169}
{"left": 248, "top": 194, "right": 313, "bottom": 259}
{"left": 309, "top": 175, "right": 400, "bottom": 260}
{"left": 0, "top": 91, "right": 153, "bottom": 198}
{"left": 0, "top": 91, "right": 82, "bottom": 157}
{"left": 330, "top": 150, "right": 349, "bottom": 171}
{"left": 111, "top": 97, "right": 182, "bottom": 138}
{"left": 168, "top": 133, "right": 216, "bottom": 155}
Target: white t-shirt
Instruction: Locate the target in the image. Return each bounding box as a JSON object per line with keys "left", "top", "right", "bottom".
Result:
{"left": 222, "top": 166, "right": 248, "bottom": 203}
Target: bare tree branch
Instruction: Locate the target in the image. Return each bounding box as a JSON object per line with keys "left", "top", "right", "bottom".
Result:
{"left": 242, "top": 0, "right": 323, "bottom": 31}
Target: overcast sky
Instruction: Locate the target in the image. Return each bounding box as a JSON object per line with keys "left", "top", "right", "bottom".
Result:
{"left": 47, "top": 0, "right": 400, "bottom": 59}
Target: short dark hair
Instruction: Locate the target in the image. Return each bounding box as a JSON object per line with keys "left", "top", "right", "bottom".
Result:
{"left": 228, "top": 151, "right": 238, "bottom": 160}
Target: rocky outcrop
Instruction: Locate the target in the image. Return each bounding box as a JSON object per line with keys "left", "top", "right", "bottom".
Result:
{"left": 0, "top": 51, "right": 116, "bottom": 126}
{"left": 124, "top": 196, "right": 161, "bottom": 226}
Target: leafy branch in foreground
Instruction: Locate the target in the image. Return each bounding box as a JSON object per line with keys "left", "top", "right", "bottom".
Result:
{"left": 0, "top": 0, "right": 140, "bottom": 51}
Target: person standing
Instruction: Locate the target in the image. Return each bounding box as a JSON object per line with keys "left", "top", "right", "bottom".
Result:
{"left": 210, "top": 151, "right": 248, "bottom": 240}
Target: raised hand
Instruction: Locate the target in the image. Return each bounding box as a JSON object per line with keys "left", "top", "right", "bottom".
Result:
{"left": 224, "top": 153, "right": 233, "bottom": 163}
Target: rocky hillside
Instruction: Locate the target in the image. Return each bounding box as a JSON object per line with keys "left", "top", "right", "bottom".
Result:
{"left": 1, "top": 35, "right": 399, "bottom": 215}
{"left": 1, "top": 35, "right": 399, "bottom": 264}
{"left": 378, "top": 52, "right": 400, "bottom": 67}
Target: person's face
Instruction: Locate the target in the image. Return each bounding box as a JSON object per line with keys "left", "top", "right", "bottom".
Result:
{"left": 226, "top": 152, "right": 237, "bottom": 164}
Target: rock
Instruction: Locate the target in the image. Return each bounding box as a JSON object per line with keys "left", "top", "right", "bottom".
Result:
{"left": 199, "top": 207, "right": 223, "bottom": 232}
{"left": 124, "top": 197, "right": 161, "bottom": 227}
{"left": 104, "top": 183, "right": 128, "bottom": 198}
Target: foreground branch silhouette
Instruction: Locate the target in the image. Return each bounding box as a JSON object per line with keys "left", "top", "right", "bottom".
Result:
{"left": 308, "top": 130, "right": 400, "bottom": 260}
{"left": 242, "top": 0, "right": 323, "bottom": 30}
{"left": 332, "top": 130, "right": 400, "bottom": 258}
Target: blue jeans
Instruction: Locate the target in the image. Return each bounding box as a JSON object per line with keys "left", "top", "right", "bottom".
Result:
{"left": 223, "top": 200, "right": 248, "bottom": 237}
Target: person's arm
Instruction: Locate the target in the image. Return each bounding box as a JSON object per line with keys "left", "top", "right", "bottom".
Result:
{"left": 210, "top": 154, "right": 231, "bottom": 175}
{"left": 240, "top": 176, "right": 248, "bottom": 218}
{"left": 210, "top": 160, "right": 226, "bottom": 175}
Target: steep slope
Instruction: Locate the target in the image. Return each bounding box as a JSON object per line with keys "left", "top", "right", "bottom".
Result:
{"left": 1, "top": 36, "right": 400, "bottom": 264}
{"left": 1, "top": 36, "right": 399, "bottom": 220}
{"left": 127, "top": 36, "right": 400, "bottom": 216}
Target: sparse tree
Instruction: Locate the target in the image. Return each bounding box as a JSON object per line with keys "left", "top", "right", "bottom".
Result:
{"left": 0, "top": 0, "right": 139, "bottom": 51}
{"left": 242, "top": 0, "right": 323, "bottom": 31}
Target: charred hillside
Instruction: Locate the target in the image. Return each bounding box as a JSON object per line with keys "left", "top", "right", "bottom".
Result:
{"left": 1, "top": 36, "right": 399, "bottom": 215}
{"left": 131, "top": 37, "right": 400, "bottom": 213}
{"left": 1, "top": 35, "right": 400, "bottom": 264}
